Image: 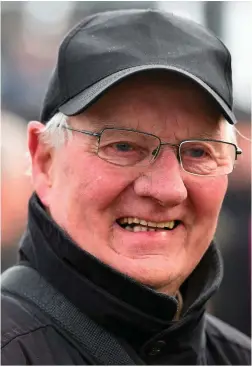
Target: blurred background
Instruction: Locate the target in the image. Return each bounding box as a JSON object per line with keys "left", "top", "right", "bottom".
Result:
{"left": 1, "top": 1, "right": 251, "bottom": 337}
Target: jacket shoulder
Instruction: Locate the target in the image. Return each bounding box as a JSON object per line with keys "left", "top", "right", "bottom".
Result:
{"left": 1, "top": 292, "right": 88, "bottom": 365}
{"left": 1, "top": 291, "right": 49, "bottom": 347}
{"left": 205, "top": 313, "right": 251, "bottom": 365}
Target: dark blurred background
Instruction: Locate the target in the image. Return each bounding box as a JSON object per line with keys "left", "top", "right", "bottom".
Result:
{"left": 1, "top": 1, "right": 251, "bottom": 337}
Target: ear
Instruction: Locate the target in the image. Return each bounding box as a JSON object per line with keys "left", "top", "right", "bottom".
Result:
{"left": 27, "top": 121, "right": 54, "bottom": 207}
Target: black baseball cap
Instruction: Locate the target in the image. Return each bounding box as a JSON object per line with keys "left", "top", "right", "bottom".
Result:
{"left": 41, "top": 9, "right": 236, "bottom": 124}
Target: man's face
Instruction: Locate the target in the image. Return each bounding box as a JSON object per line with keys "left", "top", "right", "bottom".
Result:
{"left": 30, "top": 73, "right": 228, "bottom": 294}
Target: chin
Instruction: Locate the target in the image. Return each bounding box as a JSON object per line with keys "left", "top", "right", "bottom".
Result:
{"left": 110, "top": 255, "right": 184, "bottom": 292}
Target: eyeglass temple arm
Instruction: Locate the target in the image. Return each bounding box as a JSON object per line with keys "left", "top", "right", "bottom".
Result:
{"left": 236, "top": 147, "right": 242, "bottom": 159}
{"left": 60, "top": 125, "right": 101, "bottom": 137}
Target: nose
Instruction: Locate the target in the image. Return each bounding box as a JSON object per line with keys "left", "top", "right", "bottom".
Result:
{"left": 133, "top": 149, "right": 188, "bottom": 207}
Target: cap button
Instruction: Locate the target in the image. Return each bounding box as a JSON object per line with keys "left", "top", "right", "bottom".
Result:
{"left": 147, "top": 340, "right": 166, "bottom": 356}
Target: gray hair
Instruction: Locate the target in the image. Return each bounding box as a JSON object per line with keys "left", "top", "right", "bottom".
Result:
{"left": 39, "top": 112, "right": 72, "bottom": 148}
{"left": 39, "top": 112, "right": 237, "bottom": 148}
{"left": 223, "top": 119, "right": 237, "bottom": 145}
{"left": 26, "top": 112, "right": 71, "bottom": 176}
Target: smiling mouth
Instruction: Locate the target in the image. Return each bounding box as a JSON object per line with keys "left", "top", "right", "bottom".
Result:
{"left": 116, "top": 217, "right": 181, "bottom": 232}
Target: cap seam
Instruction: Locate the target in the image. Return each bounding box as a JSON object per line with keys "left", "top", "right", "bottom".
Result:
{"left": 60, "top": 61, "right": 205, "bottom": 104}
{"left": 59, "top": 61, "right": 174, "bottom": 107}
{"left": 61, "top": 61, "right": 224, "bottom": 104}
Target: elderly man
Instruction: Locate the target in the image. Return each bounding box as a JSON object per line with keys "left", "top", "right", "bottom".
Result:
{"left": 1, "top": 9, "right": 250, "bottom": 365}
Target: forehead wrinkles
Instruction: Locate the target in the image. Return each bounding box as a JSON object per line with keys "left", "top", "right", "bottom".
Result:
{"left": 81, "top": 76, "right": 185, "bottom": 124}
{"left": 76, "top": 107, "right": 222, "bottom": 141}
{"left": 76, "top": 75, "right": 222, "bottom": 136}
{"left": 145, "top": 109, "right": 222, "bottom": 142}
{"left": 80, "top": 94, "right": 168, "bottom": 131}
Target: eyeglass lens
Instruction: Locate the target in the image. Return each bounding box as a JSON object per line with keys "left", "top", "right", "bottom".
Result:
{"left": 179, "top": 140, "right": 236, "bottom": 176}
{"left": 96, "top": 129, "right": 236, "bottom": 176}
{"left": 98, "top": 129, "right": 160, "bottom": 166}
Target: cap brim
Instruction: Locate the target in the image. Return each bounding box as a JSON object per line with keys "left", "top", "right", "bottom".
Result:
{"left": 59, "top": 65, "right": 236, "bottom": 124}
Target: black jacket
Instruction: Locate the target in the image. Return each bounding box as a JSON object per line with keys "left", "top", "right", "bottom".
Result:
{"left": 1, "top": 194, "right": 251, "bottom": 365}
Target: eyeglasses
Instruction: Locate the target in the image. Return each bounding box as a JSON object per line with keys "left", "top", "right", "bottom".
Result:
{"left": 61, "top": 126, "right": 242, "bottom": 177}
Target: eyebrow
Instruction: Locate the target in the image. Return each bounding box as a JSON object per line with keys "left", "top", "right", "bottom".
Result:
{"left": 186, "top": 131, "right": 222, "bottom": 140}
{"left": 86, "top": 119, "right": 222, "bottom": 140}
{"left": 90, "top": 120, "right": 130, "bottom": 129}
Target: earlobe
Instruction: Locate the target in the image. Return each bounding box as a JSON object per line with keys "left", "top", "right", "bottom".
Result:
{"left": 27, "top": 121, "right": 53, "bottom": 205}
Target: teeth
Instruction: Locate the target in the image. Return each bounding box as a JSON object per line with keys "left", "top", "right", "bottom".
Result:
{"left": 168, "top": 220, "right": 175, "bottom": 229}
{"left": 133, "top": 226, "right": 144, "bottom": 232}
{"left": 119, "top": 217, "right": 177, "bottom": 229}
{"left": 148, "top": 221, "right": 156, "bottom": 227}
{"left": 132, "top": 226, "right": 154, "bottom": 232}
{"left": 140, "top": 219, "right": 147, "bottom": 226}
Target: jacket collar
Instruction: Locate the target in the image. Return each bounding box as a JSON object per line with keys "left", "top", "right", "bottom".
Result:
{"left": 19, "top": 193, "right": 223, "bottom": 363}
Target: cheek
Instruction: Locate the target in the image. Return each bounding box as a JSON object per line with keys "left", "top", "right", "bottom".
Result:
{"left": 182, "top": 176, "right": 228, "bottom": 269}
{"left": 55, "top": 153, "right": 137, "bottom": 214}
{"left": 187, "top": 175, "right": 228, "bottom": 221}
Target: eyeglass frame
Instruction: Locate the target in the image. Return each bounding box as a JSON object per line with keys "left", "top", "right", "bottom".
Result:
{"left": 60, "top": 125, "right": 242, "bottom": 174}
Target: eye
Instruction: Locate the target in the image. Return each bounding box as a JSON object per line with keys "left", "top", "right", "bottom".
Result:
{"left": 114, "top": 142, "right": 134, "bottom": 152}
{"left": 185, "top": 148, "right": 206, "bottom": 158}
{"left": 181, "top": 142, "right": 212, "bottom": 160}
